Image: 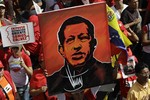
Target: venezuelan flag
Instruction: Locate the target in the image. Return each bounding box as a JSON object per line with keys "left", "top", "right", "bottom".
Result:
{"left": 106, "top": 5, "right": 132, "bottom": 65}
{"left": 109, "top": 25, "right": 127, "bottom": 65}
{"left": 107, "top": 5, "right": 132, "bottom": 47}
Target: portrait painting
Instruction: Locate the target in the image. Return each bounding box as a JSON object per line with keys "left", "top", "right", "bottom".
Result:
{"left": 120, "top": 56, "right": 136, "bottom": 78}
{"left": 38, "top": 2, "right": 113, "bottom": 95}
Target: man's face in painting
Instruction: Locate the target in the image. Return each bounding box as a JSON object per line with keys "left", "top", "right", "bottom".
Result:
{"left": 59, "top": 22, "right": 93, "bottom": 68}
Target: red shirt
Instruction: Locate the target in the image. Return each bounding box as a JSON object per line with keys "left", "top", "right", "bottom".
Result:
{"left": 0, "top": 48, "right": 11, "bottom": 70}
{"left": 119, "top": 74, "right": 137, "bottom": 98}
{"left": 7, "top": 51, "right": 32, "bottom": 68}
{"left": 24, "top": 15, "right": 41, "bottom": 55}
{"left": 30, "top": 68, "right": 57, "bottom": 100}
{"left": 142, "top": 24, "right": 149, "bottom": 33}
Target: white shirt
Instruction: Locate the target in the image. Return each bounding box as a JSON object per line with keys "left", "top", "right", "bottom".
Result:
{"left": 8, "top": 56, "right": 29, "bottom": 87}
{"left": 111, "top": 4, "right": 128, "bottom": 20}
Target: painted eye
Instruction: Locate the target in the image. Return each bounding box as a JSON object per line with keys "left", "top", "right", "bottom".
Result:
{"left": 66, "top": 37, "right": 75, "bottom": 44}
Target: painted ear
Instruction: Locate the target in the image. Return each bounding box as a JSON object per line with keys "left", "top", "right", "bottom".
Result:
{"left": 58, "top": 45, "right": 65, "bottom": 57}
{"left": 92, "top": 38, "right": 97, "bottom": 48}
{"left": 93, "top": 38, "right": 97, "bottom": 46}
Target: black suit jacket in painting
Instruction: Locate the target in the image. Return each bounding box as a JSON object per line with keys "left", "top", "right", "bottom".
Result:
{"left": 47, "top": 58, "right": 114, "bottom": 95}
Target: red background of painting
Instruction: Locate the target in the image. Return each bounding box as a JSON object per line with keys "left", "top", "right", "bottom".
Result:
{"left": 38, "top": 2, "right": 111, "bottom": 75}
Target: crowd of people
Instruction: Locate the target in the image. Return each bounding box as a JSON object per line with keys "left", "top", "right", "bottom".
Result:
{"left": 0, "top": 0, "right": 150, "bottom": 100}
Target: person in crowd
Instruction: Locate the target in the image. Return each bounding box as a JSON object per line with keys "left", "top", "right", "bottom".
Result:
{"left": 110, "top": 0, "right": 139, "bottom": 43}
{"left": 12, "top": 0, "right": 30, "bottom": 22}
{"left": 120, "top": 0, "right": 141, "bottom": 38}
{"left": 143, "top": 0, "right": 150, "bottom": 25}
{"left": 0, "top": 0, "right": 13, "bottom": 25}
{"left": 138, "top": 0, "right": 147, "bottom": 25}
{"left": 141, "top": 23, "right": 150, "bottom": 68}
{"left": 120, "top": 0, "right": 142, "bottom": 61}
{"left": 3, "top": 0, "right": 15, "bottom": 22}
{"left": 0, "top": 60, "right": 20, "bottom": 100}
{"left": 127, "top": 62, "right": 150, "bottom": 100}
{"left": 0, "top": 0, "right": 13, "bottom": 69}
{"left": 47, "top": 16, "right": 114, "bottom": 95}
{"left": 25, "top": 15, "right": 41, "bottom": 55}
{"left": 7, "top": 45, "right": 33, "bottom": 100}
{"left": 44, "top": 0, "right": 60, "bottom": 11}
{"left": 13, "top": 0, "right": 42, "bottom": 23}
{"left": 24, "top": 15, "right": 41, "bottom": 69}
{"left": 30, "top": 53, "right": 57, "bottom": 100}
{"left": 111, "top": 0, "right": 128, "bottom": 20}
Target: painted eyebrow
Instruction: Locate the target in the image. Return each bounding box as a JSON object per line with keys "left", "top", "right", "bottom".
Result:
{"left": 78, "top": 33, "right": 90, "bottom": 38}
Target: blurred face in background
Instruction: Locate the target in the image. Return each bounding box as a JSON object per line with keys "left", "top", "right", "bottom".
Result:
{"left": 11, "top": 47, "right": 22, "bottom": 58}
{"left": 129, "top": 0, "right": 139, "bottom": 9}
{"left": 137, "top": 67, "right": 150, "bottom": 84}
{"left": 0, "top": 6, "right": 5, "bottom": 18}
{"left": 114, "top": 0, "right": 123, "bottom": 6}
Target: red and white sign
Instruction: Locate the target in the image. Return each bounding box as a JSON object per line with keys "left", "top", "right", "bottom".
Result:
{"left": 0, "top": 22, "right": 35, "bottom": 47}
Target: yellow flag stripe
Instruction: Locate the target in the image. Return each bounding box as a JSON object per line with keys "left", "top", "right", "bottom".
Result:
{"left": 106, "top": 5, "right": 132, "bottom": 47}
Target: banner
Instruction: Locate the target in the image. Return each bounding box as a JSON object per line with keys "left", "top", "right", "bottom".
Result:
{"left": 0, "top": 22, "right": 35, "bottom": 47}
{"left": 120, "top": 56, "right": 136, "bottom": 78}
{"left": 38, "top": 2, "right": 113, "bottom": 95}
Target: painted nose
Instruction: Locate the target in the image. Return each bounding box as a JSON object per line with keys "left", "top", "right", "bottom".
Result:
{"left": 73, "top": 44, "right": 82, "bottom": 51}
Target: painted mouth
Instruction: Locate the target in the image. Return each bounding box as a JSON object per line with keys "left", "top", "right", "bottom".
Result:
{"left": 72, "top": 52, "right": 85, "bottom": 60}
{"left": 72, "top": 55, "right": 83, "bottom": 60}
